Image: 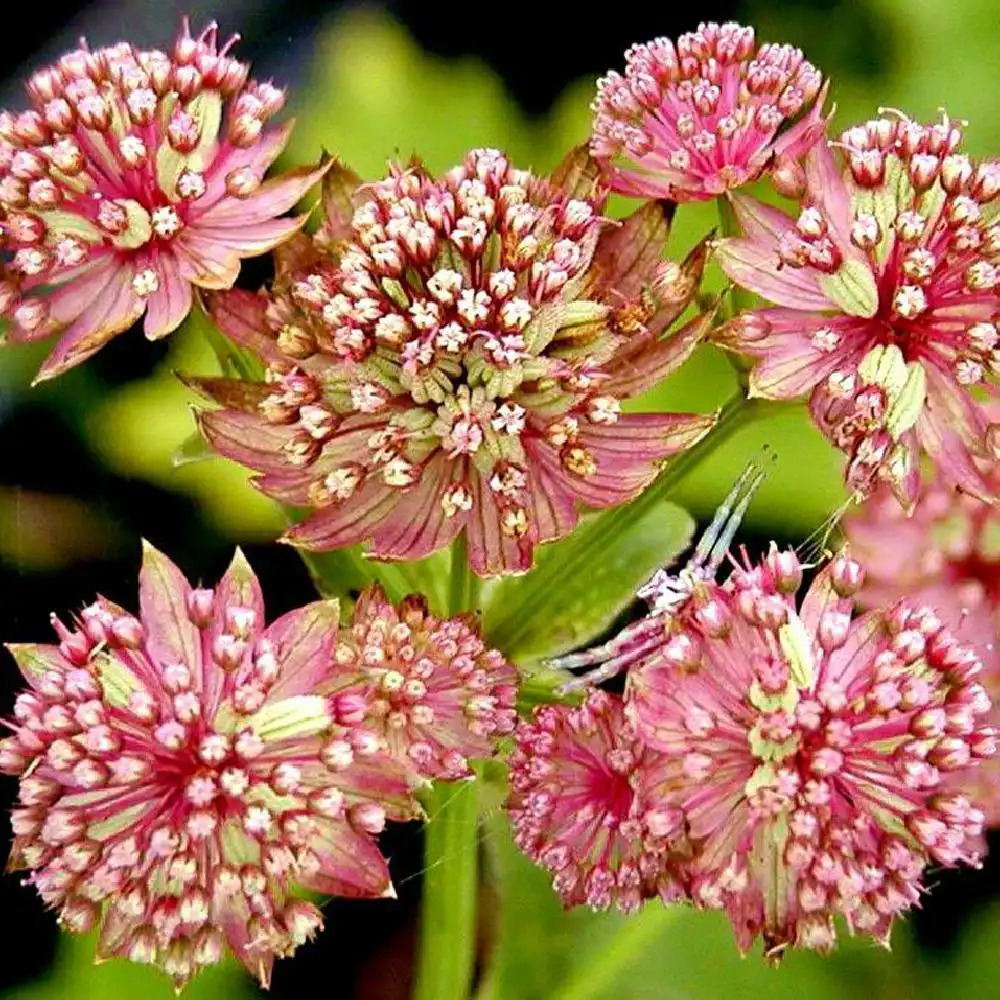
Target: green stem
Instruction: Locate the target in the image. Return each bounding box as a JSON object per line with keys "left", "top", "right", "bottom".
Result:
{"left": 548, "top": 907, "right": 680, "bottom": 1000}
{"left": 448, "top": 534, "right": 479, "bottom": 615}
{"left": 412, "top": 779, "right": 480, "bottom": 1000}
{"left": 716, "top": 194, "right": 755, "bottom": 319}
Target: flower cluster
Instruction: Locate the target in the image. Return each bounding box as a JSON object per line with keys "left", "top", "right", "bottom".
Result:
{"left": 591, "top": 21, "right": 826, "bottom": 201}
{"left": 512, "top": 547, "right": 997, "bottom": 955}
{"left": 844, "top": 470, "right": 1000, "bottom": 825}
{"left": 0, "top": 19, "right": 325, "bottom": 382}
{"left": 194, "top": 147, "right": 715, "bottom": 575}
{"left": 716, "top": 114, "right": 1000, "bottom": 507}
{"left": 0, "top": 544, "right": 515, "bottom": 988}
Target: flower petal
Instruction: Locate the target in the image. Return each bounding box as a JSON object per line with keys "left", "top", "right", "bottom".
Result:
{"left": 142, "top": 253, "right": 193, "bottom": 340}
{"left": 715, "top": 235, "right": 831, "bottom": 311}
{"left": 264, "top": 599, "right": 340, "bottom": 701}
{"left": 207, "top": 288, "right": 285, "bottom": 363}
{"left": 196, "top": 161, "right": 330, "bottom": 227}
{"left": 589, "top": 199, "right": 674, "bottom": 301}
{"left": 283, "top": 478, "right": 400, "bottom": 550}
{"left": 138, "top": 540, "right": 201, "bottom": 684}
{"left": 466, "top": 474, "right": 534, "bottom": 576}
{"left": 33, "top": 260, "right": 144, "bottom": 383}
{"left": 197, "top": 409, "right": 299, "bottom": 475}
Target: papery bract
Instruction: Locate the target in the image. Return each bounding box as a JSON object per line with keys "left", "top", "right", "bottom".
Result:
{"left": 716, "top": 114, "right": 1000, "bottom": 506}
{"left": 0, "top": 19, "right": 326, "bottom": 382}
{"left": 628, "top": 547, "right": 996, "bottom": 956}
{"left": 591, "top": 22, "right": 826, "bottom": 201}
{"left": 508, "top": 689, "right": 686, "bottom": 913}
{"left": 0, "top": 543, "right": 418, "bottom": 989}
{"left": 195, "top": 147, "right": 716, "bottom": 575}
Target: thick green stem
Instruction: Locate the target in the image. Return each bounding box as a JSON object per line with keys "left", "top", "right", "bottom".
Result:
{"left": 412, "top": 779, "right": 480, "bottom": 1000}
{"left": 448, "top": 535, "right": 477, "bottom": 616}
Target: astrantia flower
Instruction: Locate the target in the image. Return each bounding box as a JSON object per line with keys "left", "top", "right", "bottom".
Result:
{"left": 591, "top": 22, "right": 826, "bottom": 201}
{"left": 195, "top": 147, "right": 716, "bottom": 575}
{"left": 845, "top": 476, "right": 1000, "bottom": 824}
{"left": 326, "top": 584, "right": 518, "bottom": 781}
{"left": 628, "top": 547, "right": 996, "bottom": 956}
{"left": 716, "top": 114, "right": 1000, "bottom": 506}
{"left": 508, "top": 689, "right": 686, "bottom": 913}
{"left": 0, "top": 543, "right": 418, "bottom": 989}
{"left": 0, "top": 19, "right": 326, "bottom": 382}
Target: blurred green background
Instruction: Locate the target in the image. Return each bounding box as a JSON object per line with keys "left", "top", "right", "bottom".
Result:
{"left": 4, "top": 0, "right": 1000, "bottom": 997}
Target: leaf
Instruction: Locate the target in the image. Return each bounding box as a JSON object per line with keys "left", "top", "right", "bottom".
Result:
{"left": 482, "top": 500, "right": 694, "bottom": 663}
{"left": 183, "top": 296, "right": 266, "bottom": 382}
{"left": 171, "top": 428, "right": 213, "bottom": 467}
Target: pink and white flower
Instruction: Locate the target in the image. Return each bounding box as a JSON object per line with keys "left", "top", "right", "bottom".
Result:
{"left": 508, "top": 689, "right": 686, "bottom": 913}
{"left": 845, "top": 475, "right": 1000, "bottom": 825}
{"left": 0, "top": 543, "right": 418, "bottom": 989}
{"left": 0, "top": 19, "right": 326, "bottom": 382}
{"left": 627, "top": 547, "right": 996, "bottom": 955}
{"left": 716, "top": 113, "right": 1000, "bottom": 506}
{"left": 325, "top": 584, "right": 518, "bottom": 782}
{"left": 195, "top": 147, "right": 716, "bottom": 575}
{"left": 591, "top": 22, "right": 826, "bottom": 201}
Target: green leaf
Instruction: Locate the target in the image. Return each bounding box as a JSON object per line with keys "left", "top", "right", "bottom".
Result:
{"left": 483, "top": 500, "right": 694, "bottom": 663}
{"left": 171, "top": 429, "right": 213, "bottom": 468}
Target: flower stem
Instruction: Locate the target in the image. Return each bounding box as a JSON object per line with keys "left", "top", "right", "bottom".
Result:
{"left": 448, "top": 534, "right": 479, "bottom": 615}
{"left": 412, "top": 778, "right": 480, "bottom": 1000}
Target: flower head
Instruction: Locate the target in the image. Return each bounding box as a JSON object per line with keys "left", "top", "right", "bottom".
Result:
{"left": 716, "top": 113, "right": 1000, "bottom": 506}
{"left": 0, "top": 19, "right": 326, "bottom": 382}
{"left": 591, "top": 22, "right": 826, "bottom": 201}
{"left": 195, "top": 147, "right": 716, "bottom": 575}
{"left": 0, "top": 543, "right": 418, "bottom": 989}
{"left": 326, "top": 585, "right": 518, "bottom": 781}
{"left": 627, "top": 547, "right": 996, "bottom": 956}
{"left": 508, "top": 689, "right": 686, "bottom": 913}
{"left": 845, "top": 475, "right": 1000, "bottom": 824}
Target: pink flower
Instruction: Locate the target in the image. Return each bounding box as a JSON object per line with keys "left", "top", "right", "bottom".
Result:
{"left": 845, "top": 476, "right": 1000, "bottom": 825}
{"left": 0, "top": 543, "right": 418, "bottom": 990}
{"left": 591, "top": 22, "right": 826, "bottom": 201}
{"left": 627, "top": 547, "right": 996, "bottom": 956}
{"left": 508, "top": 689, "right": 686, "bottom": 913}
{"left": 716, "top": 113, "right": 1000, "bottom": 506}
{"left": 194, "top": 147, "right": 716, "bottom": 575}
{"left": 0, "top": 19, "right": 326, "bottom": 383}
{"left": 326, "top": 585, "right": 518, "bottom": 781}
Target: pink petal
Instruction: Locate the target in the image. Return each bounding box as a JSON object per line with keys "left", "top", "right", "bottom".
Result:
{"left": 264, "top": 599, "right": 340, "bottom": 701}
{"left": 142, "top": 252, "right": 193, "bottom": 340}
{"left": 590, "top": 200, "right": 673, "bottom": 301}
{"left": 138, "top": 540, "right": 202, "bottom": 686}
{"left": 196, "top": 161, "right": 330, "bottom": 227}
{"left": 198, "top": 409, "right": 299, "bottom": 475}
{"left": 319, "top": 159, "right": 366, "bottom": 243}
{"left": 715, "top": 234, "right": 831, "bottom": 311}
{"left": 194, "top": 122, "right": 294, "bottom": 213}
{"left": 368, "top": 454, "right": 464, "bottom": 561}
{"left": 43, "top": 254, "right": 118, "bottom": 328}
{"left": 466, "top": 474, "right": 534, "bottom": 576}
{"left": 524, "top": 462, "right": 579, "bottom": 545}
{"left": 33, "top": 260, "right": 144, "bottom": 383}
{"left": 602, "top": 310, "right": 713, "bottom": 398}
{"left": 804, "top": 140, "right": 855, "bottom": 254}
{"left": 747, "top": 309, "right": 872, "bottom": 399}
{"left": 208, "top": 288, "right": 284, "bottom": 363}
{"left": 4, "top": 643, "right": 68, "bottom": 688}
{"left": 300, "top": 819, "right": 392, "bottom": 899}
{"left": 283, "top": 478, "right": 400, "bottom": 550}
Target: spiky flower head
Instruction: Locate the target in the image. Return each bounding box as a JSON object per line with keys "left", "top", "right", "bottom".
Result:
{"left": 508, "top": 689, "right": 686, "bottom": 913}
{"left": 195, "top": 147, "right": 716, "bottom": 575}
{"left": 845, "top": 475, "right": 1000, "bottom": 825}
{"left": 0, "top": 543, "right": 418, "bottom": 990}
{"left": 590, "top": 22, "right": 826, "bottom": 201}
{"left": 325, "top": 584, "right": 518, "bottom": 781}
{"left": 627, "top": 547, "right": 996, "bottom": 956}
{"left": 716, "top": 113, "right": 1000, "bottom": 506}
{"left": 0, "top": 19, "right": 326, "bottom": 382}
